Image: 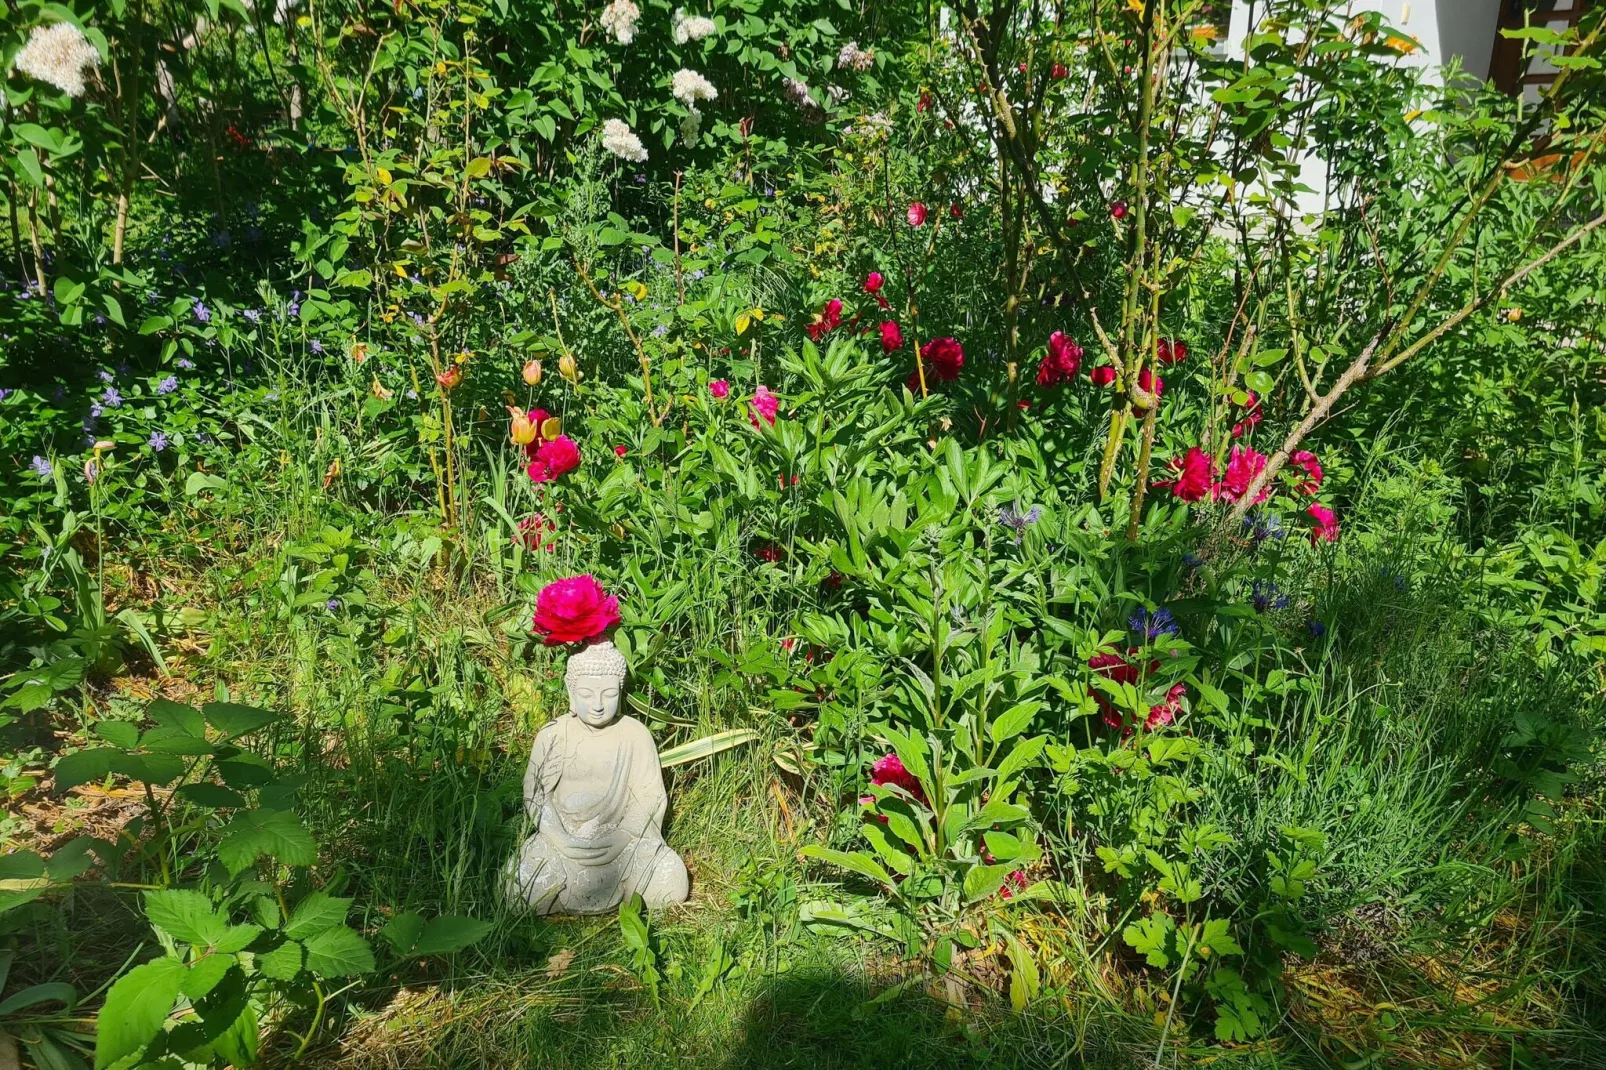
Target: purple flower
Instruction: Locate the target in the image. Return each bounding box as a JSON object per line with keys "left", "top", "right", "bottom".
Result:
{"left": 157, "top": 375, "right": 178, "bottom": 395}
{"left": 30, "top": 455, "right": 53, "bottom": 478}
{"left": 177, "top": 358, "right": 195, "bottom": 370}
{"left": 89, "top": 403, "right": 103, "bottom": 418}
{"left": 102, "top": 387, "right": 122, "bottom": 408}
{"left": 1307, "top": 619, "right": 1327, "bottom": 638}
{"left": 309, "top": 339, "right": 324, "bottom": 354}
{"left": 0, "top": 388, "right": 10, "bottom": 402}
{"left": 148, "top": 431, "right": 168, "bottom": 452}
{"left": 243, "top": 308, "right": 262, "bottom": 324}
{"left": 193, "top": 301, "right": 212, "bottom": 323}
{"left": 325, "top": 598, "right": 341, "bottom": 612}
{"left": 98, "top": 369, "right": 114, "bottom": 383}
{"left": 1250, "top": 580, "right": 1289, "bottom": 614}
{"left": 652, "top": 324, "right": 669, "bottom": 337}
{"left": 998, "top": 504, "right": 1043, "bottom": 543}
{"left": 1129, "top": 607, "right": 1180, "bottom": 641}
{"left": 1182, "top": 553, "right": 1203, "bottom": 570}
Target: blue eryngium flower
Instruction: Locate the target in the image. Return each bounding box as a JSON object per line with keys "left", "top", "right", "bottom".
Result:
{"left": 1130, "top": 607, "right": 1180, "bottom": 640}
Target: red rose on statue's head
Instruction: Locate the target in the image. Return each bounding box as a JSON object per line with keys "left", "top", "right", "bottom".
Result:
{"left": 532, "top": 574, "right": 621, "bottom": 645}
{"left": 527, "top": 434, "right": 581, "bottom": 483}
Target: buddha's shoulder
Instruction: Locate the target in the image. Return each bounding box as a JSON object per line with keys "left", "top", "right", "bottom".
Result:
{"left": 613, "top": 715, "right": 654, "bottom": 742}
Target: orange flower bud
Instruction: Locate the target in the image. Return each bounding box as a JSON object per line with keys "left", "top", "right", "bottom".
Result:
{"left": 522, "top": 359, "right": 543, "bottom": 385}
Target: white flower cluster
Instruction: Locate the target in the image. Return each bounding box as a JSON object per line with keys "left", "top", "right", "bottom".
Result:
{"left": 599, "top": 0, "right": 640, "bottom": 45}
{"left": 837, "top": 41, "right": 874, "bottom": 72}
{"left": 671, "top": 68, "right": 717, "bottom": 107}
{"left": 672, "top": 9, "right": 717, "bottom": 44}
{"left": 13, "top": 21, "right": 100, "bottom": 98}
{"left": 601, "top": 117, "right": 648, "bottom": 162}
{"left": 782, "top": 77, "right": 824, "bottom": 123}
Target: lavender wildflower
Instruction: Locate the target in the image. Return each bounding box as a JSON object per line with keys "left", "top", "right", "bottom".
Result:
{"left": 177, "top": 358, "right": 195, "bottom": 370}
{"left": 148, "top": 431, "right": 168, "bottom": 452}
{"left": 30, "top": 455, "right": 53, "bottom": 479}
{"left": 309, "top": 339, "right": 324, "bottom": 354}
{"left": 101, "top": 386, "right": 122, "bottom": 408}
{"left": 997, "top": 504, "right": 1043, "bottom": 543}
{"left": 192, "top": 300, "right": 212, "bottom": 323}
{"left": 242, "top": 308, "right": 262, "bottom": 324}
{"left": 326, "top": 598, "right": 341, "bottom": 612}
{"left": 156, "top": 375, "right": 178, "bottom": 395}
{"left": 98, "top": 368, "right": 114, "bottom": 383}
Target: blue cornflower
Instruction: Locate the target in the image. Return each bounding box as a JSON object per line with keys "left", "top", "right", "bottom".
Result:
{"left": 157, "top": 376, "right": 178, "bottom": 395}
{"left": 1130, "top": 607, "right": 1180, "bottom": 641}
{"left": 998, "top": 504, "right": 1043, "bottom": 543}
{"left": 1250, "top": 580, "right": 1290, "bottom": 613}
{"left": 30, "top": 455, "right": 52, "bottom": 479}
{"left": 148, "top": 431, "right": 168, "bottom": 452}
{"left": 1243, "top": 511, "right": 1285, "bottom": 543}
{"left": 192, "top": 301, "right": 212, "bottom": 323}
{"left": 101, "top": 387, "right": 122, "bottom": 408}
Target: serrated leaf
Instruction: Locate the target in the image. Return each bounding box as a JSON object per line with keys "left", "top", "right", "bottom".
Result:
{"left": 1122, "top": 913, "right": 1175, "bottom": 968}
{"left": 415, "top": 915, "right": 494, "bottom": 955}
{"left": 145, "top": 889, "right": 226, "bottom": 946}
{"left": 52, "top": 748, "right": 118, "bottom": 792}
{"left": 216, "top": 809, "right": 317, "bottom": 875}
{"left": 256, "top": 940, "right": 301, "bottom": 980}
{"left": 380, "top": 912, "right": 424, "bottom": 953}
{"left": 94, "top": 957, "right": 184, "bottom": 1069}
{"left": 284, "top": 891, "right": 352, "bottom": 939}
{"left": 93, "top": 721, "right": 139, "bottom": 749}
{"left": 147, "top": 698, "right": 205, "bottom": 736}
{"left": 180, "top": 954, "right": 234, "bottom": 1000}
{"left": 201, "top": 701, "right": 280, "bottom": 739}
{"left": 302, "top": 926, "right": 374, "bottom": 978}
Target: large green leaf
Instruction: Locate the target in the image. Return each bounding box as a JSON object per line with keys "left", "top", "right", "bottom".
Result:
{"left": 216, "top": 809, "right": 317, "bottom": 875}
{"left": 284, "top": 890, "right": 352, "bottom": 939}
{"left": 202, "top": 702, "right": 281, "bottom": 739}
{"left": 147, "top": 698, "right": 205, "bottom": 737}
{"left": 301, "top": 926, "right": 375, "bottom": 978}
{"left": 52, "top": 748, "right": 118, "bottom": 792}
{"left": 414, "top": 915, "right": 494, "bottom": 955}
{"left": 799, "top": 846, "right": 895, "bottom": 889}
{"left": 144, "top": 889, "right": 226, "bottom": 946}
{"left": 94, "top": 957, "right": 184, "bottom": 1069}
{"left": 658, "top": 729, "right": 760, "bottom": 768}
{"left": 256, "top": 940, "right": 302, "bottom": 980}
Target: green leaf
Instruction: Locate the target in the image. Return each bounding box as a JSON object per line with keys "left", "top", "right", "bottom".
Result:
{"left": 93, "top": 721, "right": 139, "bottom": 749}
{"left": 658, "top": 729, "right": 759, "bottom": 767}
{"left": 256, "top": 940, "right": 301, "bottom": 980}
{"left": 94, "top": 957, "right": 184, "bottom": 1069}
{"left": 110, "top": 752, "right": 186, "bottom": 786}
{"left": 0, "top": 850, "right": 48, "bottom": 913}
{"left": 180, "top": 954, "right": 234, "bottom": 1000}
{"left": 997, "top": 928, "right": 1039, "bottom": 1011}
{"left": 140, "top": 726, "right": 215, "bottom": 755}
{"left": 137, "top": 315, "right": 173, "bottom": 335}
{"left": 185, "top": 471, "right": 228, "bottom": 496}
{"left": 988, "top": 701, "right": 1039, "bottom": 744}
{"left": 284, "top": 890, "right": 352, "bottom": 939}
{"left": 213, "top": 924, "right": 262, "bottom": 954}
{"left": 201, "top": 701, "right": 280, "bottom": 739}
{"left": 53, "top": 748, "right": 118, "bottom": 792}
{"left": 147, "top": 698, "right": 206, "bottom": 737}
{"left": 1198, "top": 917, "right": 1244, "bottom": 958}
{"left": 415, "top": 915, "right": 494, "bottom": 955}
{"left": 302, "top": 926, "right": 375, "bottom": 978}
{"left": 145, "top": 889, "right": 226, "bottom": 946}
{"left": 216, "top": 809, "right": 317, "bottom": 875}
{"left": 1122, "top": 913, "right": 1176, "bottom": 968}
{"left": 176, "top": 783, "right": 247, "bottom": 809}
{"left": 0, "top": 981, "right": 75, "bottom": 1015}
{"left": 799, "top": 846, "right": 896, "bottom": 889}
{"left": 380, "top": 912, "right": 424, "bottom": 954}
{"left": 962, "top": 863, "right": 1015, "bottom": 904}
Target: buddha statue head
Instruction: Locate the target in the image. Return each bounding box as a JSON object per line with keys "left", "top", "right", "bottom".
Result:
{"left": 564, "top": 640, "right": 628, "bottom": 728}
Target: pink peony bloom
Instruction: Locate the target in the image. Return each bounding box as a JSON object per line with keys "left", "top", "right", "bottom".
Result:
{"left": 532, "top": 574, "right": 620, "bottom": 645}
{"left": 1089, "top": 365, "right": 1117, "bottom": 387}
{"left": 527, "top": 435, "right": 582, "bottom": 483}
{"left": 709, "top": 379, "right": 730, "bottom": 399}
{"left": 920, "top": 336, "right": 964, "bottom": 381}
{"left": 949, "top": 201, "right": 963, "bottom": 219}
{"left": 1145, "top": 683, "right": 1187, "bottom": 729}
{"left": 515, "top": 514, "right": 558, "bottom": 553}
{"left": 806, "top": 298, "right": 845, "bottom": 342}
{"left": 1290, "top": 450, "right": 1324, "bottom": 495}
{"left": 1213, "top": 445, "right": 1269, "bottom": 504}
{"left": 614, "top": 445, "right": 627, "bottom": 457}
{"left": 864, "top": 271, "right": 884, "bottom": 293}
{"left": 1307, "top": 502, "right": 1340, "bottom": 543}
{"left": 880, "top": 320, "right": 904, "bottom": 353}
{"left": 1157, "top": 446, "right": 1214, "bottom": 502}
{"left": 998, "top": 870, "right": 1028, "bottom": 899}
{"left": 1035, "top": 330, "right": 1084, "bottom": 387}
{"left": 907, "top": 201, "right": 928, "bottom": 226}
{"left": 870, "top": 753, "right": 925, "bottom": 802}
{"left": 750, "top": 385, "right": 780, "bottom": 427}
{"left": 1231, "top": 391, "right": 1262, "bottom": 438}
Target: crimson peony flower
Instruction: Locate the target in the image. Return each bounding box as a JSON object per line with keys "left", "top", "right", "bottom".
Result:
{"left": 880, "top": 320, "right": 904, "bottom": 353}
{"left": 527, "top": 434, "right": 582, "bottom": 483}
{"left": 1290, "top": 450, "right": 1323, "bottom": 495}
{"left": 1035, "top": 330, "right": 1084, "bottom": 387}
{"left": 1213, "top": 445, "right": 1268, "bottom": 504}
{"left": 870, "top": 753, "right": 926, "bottom": 803}
{"left": 949, "top": 201, "right": 963, "bottom": 219}
{"left": 709, "top": 379, "right": 730, "bottom": 399}
{"left": 1231, "top": 390, "right": 1262, "bottom": 438}
{"left": 515, "top": 514, "right": 557, "bottom": 553}
{"left": 614, "top": 445, "right": 627, "bottom": 457}
{"left": 532, "top": 574, "right": 620, "bottom": 645}
{"left": 1089, "top": 365, "right": 1117, "bottom": 387}
{"left": 864, "top": 271, "right": 884, "bottom": 293}
{"left": 753, "top": 544, "right": 784, "bottom": 563}
{"left": 1146, "top": 683, "right": 1186, "bottom": 729}
{"left": 907, "top": 201, "right": 928, "bottom": 226}
{"left": 1306, "top": 502, "right": 1340, "bottom": 543}
{"left": 1051, "top": 62, "right": 1069, "bottom": 79}
{"left": 1156, "top": 339, "right": 1188, "bottom": 365}
{"left": 1088, "top": 649, "right": 1157, "bottom": 686}
{"left": 1158, "top": 446, "right": 1214, "bottom": 502}
{"left": 750, "top": 385, "right": 780, "bottom": 427}
{"left": 917, "top": 92, "right": 931, "bottom": 112}
{"left": 806, "top": 298, "right": 844, "bottom": 342}
{"left": 999, "top": 870, "right": 1028, "bottom": 899}
{"left": 1110, "top": 201, "right": 1128, "bottom": 220}
{"left": 920, "top": 336, "right": 964, "bottom": 381}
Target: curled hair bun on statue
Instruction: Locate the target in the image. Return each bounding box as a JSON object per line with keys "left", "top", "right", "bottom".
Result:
{"left": 564, "top": 640, "right": 628, "bottom": 685}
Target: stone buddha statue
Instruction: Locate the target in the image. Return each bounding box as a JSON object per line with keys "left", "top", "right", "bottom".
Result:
{"left": 505, "top": 640, "right": 689, "bottom": 914}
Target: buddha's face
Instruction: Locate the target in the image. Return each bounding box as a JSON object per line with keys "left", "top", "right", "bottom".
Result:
{"left": 568, "top": 675, "right": 623, "bottom": 728}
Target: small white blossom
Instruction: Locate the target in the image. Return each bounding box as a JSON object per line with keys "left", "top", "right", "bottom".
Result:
{"left": 783, "top": 77, "right": 823, "bottom": 123}
{"left": 671, "top": 68, "right": 717, "bottom": 107}
{"left": 827, "top": 85, "right": 850, "bottom": 104}
{"left": 679, "top": 107, "right": 702, "bottom": 146}
{"left": 837, "top": 41, "right": 874, "bottom": 72}
{"left": 601, "top": 117, "right": 648, "bottom": 162}
{"left": 599, "top": 0, "right": 640, "bottom": 45}
{"left": 672, "top": 9, "right": 717, "bottom": 44}
{"left": 13, "top": 21, "right": 100, "bottom": 98}
{"left": 274, "top": 0, "right": 301, "bottom": 25}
